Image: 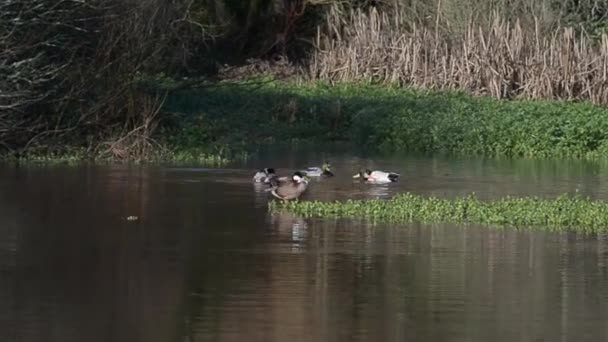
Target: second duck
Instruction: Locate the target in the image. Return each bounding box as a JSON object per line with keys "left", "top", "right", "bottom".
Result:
{"left": 353, "top": 169, "right": 399, "bottom": 183}
{"left": 301, "top": 162, "right": 334, "bottom": 177}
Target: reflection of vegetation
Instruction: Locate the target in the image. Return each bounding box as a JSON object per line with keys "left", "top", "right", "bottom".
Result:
{"left": 271, "top": 193, "right": 608, "bottom": 232}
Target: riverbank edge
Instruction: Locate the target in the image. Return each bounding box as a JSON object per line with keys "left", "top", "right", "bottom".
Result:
{"left": 0, "top": 147, "right": 236, "bottom": 166}
{"left": 269, "top": 193, "right": 608, "bottom": 233}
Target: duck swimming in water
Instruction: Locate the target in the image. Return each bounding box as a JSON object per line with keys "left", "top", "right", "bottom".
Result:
{"left": 270, "top": 171, "right": 310, "bottom": 201}
{"left": 301, "top": 162, "right": 334, "bottom": 177}
{"left": 252, "top": 168, "right": 276, "bottom": 183}
{"left": 353, "top": 169, "right": 399, "bottom": 183}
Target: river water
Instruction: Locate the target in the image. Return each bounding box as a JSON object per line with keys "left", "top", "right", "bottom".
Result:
{"left": 1, "top": 152, "right": 607, "bottom": 341}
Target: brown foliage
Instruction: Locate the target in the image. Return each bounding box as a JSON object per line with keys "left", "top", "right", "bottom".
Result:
{"left": 99, "top": 93, "right": 167, "bottom": 162}
{"left": 310, "top": 6, "right": 608, "bottom": 104}
{"left": 0, "top": 0, "right": 210, "bottom": 156}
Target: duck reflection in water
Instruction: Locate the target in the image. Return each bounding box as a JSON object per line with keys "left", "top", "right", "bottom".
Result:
{"left": 253, "top": 181, "right": 274, "bottom": 208}
{"left": 269, "top": 211, "right": 308, "bottom": 252}
{"left": 361, "top": 183, "right": 391, "bottom": 199}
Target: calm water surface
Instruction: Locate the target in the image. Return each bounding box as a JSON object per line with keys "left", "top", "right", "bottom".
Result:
{"left": 1, "top": 153, "right": 608, "bottom": 342}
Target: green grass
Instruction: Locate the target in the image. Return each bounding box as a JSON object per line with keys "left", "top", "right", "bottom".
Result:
{"left": 269, "top": 193, "right": 608, "bottom": 233}
{"left": 0, "top": 146, "right": 235, "bottom": 166}
{"left": 0, "top": 148, "right": 93, "bottom": 165}
{"left": 13, "top": 77, "right": 608, "bottom": 163}
{"left": 141, "top": 148, "right": 234, "bottom": 166}
{"left": 165, "top": 79, "right": 608, "bottom": 159}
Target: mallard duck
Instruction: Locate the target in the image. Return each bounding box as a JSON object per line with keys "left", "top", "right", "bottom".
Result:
{"left": 270, "top": 172, "right": 310, "bottom": 200}
{"left": 353, "top": 169, "right": 399, "bottom": 183}
{"left": 301, "top": 162, "right": 334, "bottom": 177}
{"left": 253, "top": 168, "right": 276, "bottom": 183}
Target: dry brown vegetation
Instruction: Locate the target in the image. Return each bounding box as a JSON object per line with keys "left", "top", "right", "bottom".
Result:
{"left": 310, "top": 3, "right": 608, "bottom": 104}
{"left": 98, "top": 93, "right": 168, "bottom": 162}
{"left": 0, "top": 0, "right": 324, "bottom": 157}
{"left": 0, "top": 0, "right": 216, "bottom": 157}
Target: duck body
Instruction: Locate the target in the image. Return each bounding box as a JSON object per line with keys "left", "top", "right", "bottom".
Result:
{"left": 267, "top": 175, "right": 291, "bottom": 188}
{"left": 253, "top": 168, "right": 276, "bottom": 183}
{"left": 270, "top": 172, "right": 310, "bottom": 200}
{"left": 353, "top": 169, "right": 399, "bottom": 183}
{"left": 301, "top": 162, "right": 334, "bottom": 177}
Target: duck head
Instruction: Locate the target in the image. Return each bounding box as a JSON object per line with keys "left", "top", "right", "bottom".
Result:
{"left": 352, "top": 169, "right": 372, "bottom": 180}
{"left": 292, "top": 171, "right": 309, "bottom": 184}
{"left": 321, "top": 162, "right": 334, "bottom": 176}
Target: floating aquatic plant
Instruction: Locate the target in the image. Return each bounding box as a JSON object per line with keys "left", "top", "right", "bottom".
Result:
{"left": 269, "top": 193, "right": 608, "bottom": 232}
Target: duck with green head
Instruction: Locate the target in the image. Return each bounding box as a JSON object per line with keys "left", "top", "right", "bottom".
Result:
{"left": 301, "top": 162, "right": 334, "bottom": 177}
{"left": 353, "top": 169, "right": 399, "bottom": 183}
{"left": 270, "top": 171, "right": 310, "bottom": 201}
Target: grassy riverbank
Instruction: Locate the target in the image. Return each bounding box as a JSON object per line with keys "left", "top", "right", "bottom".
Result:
{"left": 164, "top": 80, "right": 608, "bottom": 161}
{"left": 0, "top": 144, "right": 235, "bottom": 166}
{"left": 270, "top": 193, "right": 608, "bottom": 232}
{"left": 8, "top": 78, "right": 608, "bottom": 164}
{"left": 0, "top": 148, "right": 233, "bottom": 166}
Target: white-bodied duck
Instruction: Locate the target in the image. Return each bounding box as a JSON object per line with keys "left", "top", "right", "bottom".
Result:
{"left": 353, "top": 169, "right": 399, "bottom": 183}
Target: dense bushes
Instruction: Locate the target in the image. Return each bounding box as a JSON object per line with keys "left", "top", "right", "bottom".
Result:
{"left": 363, "top": 89, "right": 608, "bottom": 158}
{"left": 0, "top": 0, "right": 329, "bottom": 158}
{"left": 0, "top": 0, "right": 213, "bottom": 159}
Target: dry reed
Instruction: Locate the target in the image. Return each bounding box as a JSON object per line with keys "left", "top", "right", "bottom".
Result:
{"left": 100, "top": 93, "right": 167, "bottom": 162}
{"left": 310, "top": 6, "right": 608, "bottom": 104}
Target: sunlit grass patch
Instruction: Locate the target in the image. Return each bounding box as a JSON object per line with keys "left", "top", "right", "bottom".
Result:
{"left": 0, "top": 147, "right": 238, "bottom": 166}
{"left": 149, "top": 149, "right": 235, "bottom": 166}
{"left": 270, "top": 193, "right": 608, "bottom": 232}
